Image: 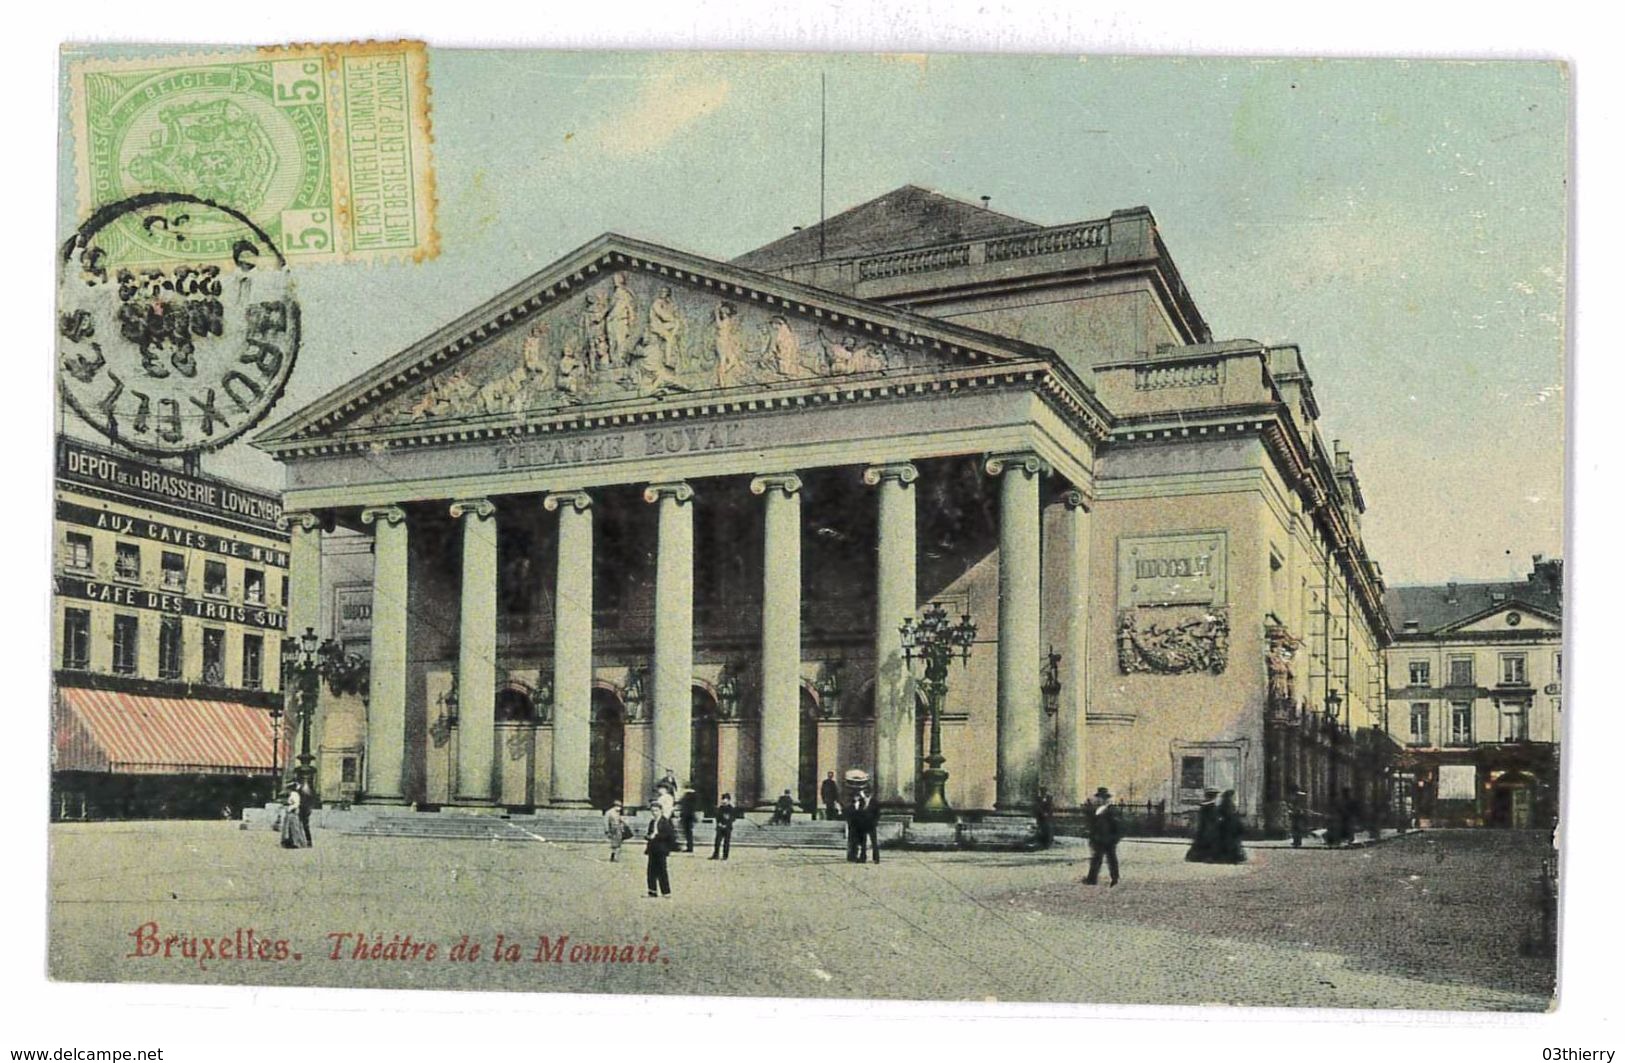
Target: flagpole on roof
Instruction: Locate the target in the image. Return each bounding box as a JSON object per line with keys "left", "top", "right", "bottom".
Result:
{"left": 819, "top": 71, "right": 827, "bottom": 262}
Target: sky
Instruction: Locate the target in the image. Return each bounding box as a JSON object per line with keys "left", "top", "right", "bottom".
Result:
{"left": 56, "top": 51, "right": 1568, "bottom": 585}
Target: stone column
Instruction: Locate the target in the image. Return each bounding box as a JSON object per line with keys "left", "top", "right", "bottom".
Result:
{"left": 863, "top": 462, "right": 918, "bottom": 807}
{"left": 986, "top": 452, "right": 1050, "bottom": 811}
{"left": 644, "top": 482, "right": 695, "bottom": 787}
{"left": 544, "top": 490, "right": 594, "bottom": 807}
{"left": 751, "top": 473, "right": 803, "bottom": 808}
{"left": 1059, "top": 489, "right": 1091, "bottom": 808}
{"left": 451, "top": 498, "right": 498, "bottom": 804}
{"left": 360, "top": 505, "right": 409, "bottom": 802}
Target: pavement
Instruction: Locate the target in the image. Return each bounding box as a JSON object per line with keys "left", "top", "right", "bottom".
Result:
{"left": 46, "top": 822, "right": 1556, "bottom": 1010}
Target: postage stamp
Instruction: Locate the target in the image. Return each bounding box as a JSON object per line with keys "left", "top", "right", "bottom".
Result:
{"left": 66, "top": 41, "right": 437, "bottom": 267}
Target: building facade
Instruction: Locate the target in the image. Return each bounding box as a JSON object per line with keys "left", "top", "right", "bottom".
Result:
{"left": 51, "top": 435, "right": 290, "bottom": 818}
{"left": 1383, "top": 558, "right": 1563, "bottom": 829}
{"left": 254, "top": 186, "right": 1393, "bottom": 830}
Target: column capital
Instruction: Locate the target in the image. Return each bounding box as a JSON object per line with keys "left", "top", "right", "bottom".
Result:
{"left": 749, "top": 472, "right": 803, "bottom": 497}
{"left": 984, "top": 451, "right": 1051, "bottom": 479}
{"left": 1059, "top": 488, "right": 1092, "bottom": 512}
{"left": 279, "top": 509, "right": 323, "bottom": 533}
{"left": 360, "top": 504, "right": 408, "bottom": 527}
{"left": 449, "top": 497, "right": 496, "bottom": 521}
{"left": 862, "top": 462, "right": 918, "bottom": 488}
{"left": 643, "top": 481, "right": 695, "bottom": 505}
{"left": 543, "top": 490, "right": 593, "bottom": 514}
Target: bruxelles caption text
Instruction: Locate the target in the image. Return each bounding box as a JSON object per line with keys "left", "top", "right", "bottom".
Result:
{"left": 126, "top": 922, "right": 669, "bottom": 971}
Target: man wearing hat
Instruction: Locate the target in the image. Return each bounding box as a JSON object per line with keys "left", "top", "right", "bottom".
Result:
{"left": 1288, "top": 786, "right": 1309, "bottom": 848}
{"left": 1083, "top": 786, "right": 1123, "bottom": 886}
{"left": 710, "top": 792, "right": 737, "bottom": 861}
{"left": 1185, "top": 788, "right": 1221, "bottom": 863}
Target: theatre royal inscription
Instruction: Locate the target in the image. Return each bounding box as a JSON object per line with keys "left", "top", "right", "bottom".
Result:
{"left": 493, "top": 420, "right": 747, "bottom": 472}
{"left": 1118, "top": 531, "right": 1228, "bottom": 608}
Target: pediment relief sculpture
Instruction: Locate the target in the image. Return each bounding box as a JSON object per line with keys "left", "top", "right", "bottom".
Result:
{"left": 358, "top": 269, "right": 922, "bottom": 430}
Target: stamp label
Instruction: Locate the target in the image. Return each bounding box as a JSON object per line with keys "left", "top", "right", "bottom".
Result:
{"left": 68, "top": 41, "right": 436, "bottom": 266}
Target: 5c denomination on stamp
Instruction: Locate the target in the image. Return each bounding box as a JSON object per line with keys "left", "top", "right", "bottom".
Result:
{"left": 67, "top": 40, "right": 437, "bottom": 266}
{"left": 59, "top": 193, "right": 301, "bottom": 456}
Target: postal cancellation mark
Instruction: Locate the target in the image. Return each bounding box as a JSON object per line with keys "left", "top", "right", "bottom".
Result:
{"left": 67, "top": 41, "right": 437, "bottom": 266}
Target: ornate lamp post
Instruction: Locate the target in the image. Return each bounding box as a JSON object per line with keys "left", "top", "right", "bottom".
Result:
{"left": 1041, "top": 645, "right": 1063, "bottom": 715}
{"left": 1324, "top": 687, "right": 1343, "bottom": 830}
{"left": 280, "top": 626, "right": 370, "bottom": 793}
{"left": 815, "top": 660, "right": 844, "bottom": 720}
{"left": 900, "top": 602, "right": 977, "bottom": 822}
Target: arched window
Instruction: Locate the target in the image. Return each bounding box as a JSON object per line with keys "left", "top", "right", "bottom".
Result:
{"left": 496, "top": 687, "right": 535, "bottom": 722}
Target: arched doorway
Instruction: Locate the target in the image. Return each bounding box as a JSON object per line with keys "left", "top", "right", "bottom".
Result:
{"left": 799, "top": 686, "right": 820, "bottom": 814}
{"left": 691, "top": 685, "right": 719, "bottom": 814}
{"left": 589, "top": 687, "right": 625, "bottom": 810}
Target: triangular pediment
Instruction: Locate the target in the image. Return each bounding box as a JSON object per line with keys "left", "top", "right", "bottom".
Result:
{"left": 1445, "top": 601, "right": 1562, "bottom": 635}
{"left": 254, "top": 234, "right": 1061, "bottom": 451}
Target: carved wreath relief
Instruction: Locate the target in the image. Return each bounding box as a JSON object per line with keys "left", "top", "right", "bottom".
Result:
{"left": 362, "top": 270, "right": 918, "bottom": 428}
{"left": 1116, "top": 607, "right": 1231, "bottom": 675}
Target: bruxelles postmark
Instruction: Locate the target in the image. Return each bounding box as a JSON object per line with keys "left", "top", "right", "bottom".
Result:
{"left": 67, "top": 41, "right": 437, "bottom": 266}
{"left": 58, "top": 193, "right": 301, "bottom": 456}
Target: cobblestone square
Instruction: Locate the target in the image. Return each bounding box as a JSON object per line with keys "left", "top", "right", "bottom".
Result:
{"left": 48, "top": 823, "right": 1555, "bottom": 1011}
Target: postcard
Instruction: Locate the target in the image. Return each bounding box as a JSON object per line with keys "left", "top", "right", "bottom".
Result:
{"left": 49, "top": 46, "right": 1566, "bottom": 1011}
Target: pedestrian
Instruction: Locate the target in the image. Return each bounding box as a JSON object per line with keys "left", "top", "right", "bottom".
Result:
{"left": 1185, "top": 788, "right": 1220, "bottom": 862}
{"left": 1035, "top": 787, "right": 1055, "bottom": 849}
{"left": 845, "top": 790, "right": 867, "bottom": 862}
{"left": 1336, "top": 787, "right": 1361, "bottom": 848}
{"left": 604, "top": 800, "right": 630, "bottom": 861}
{"left": 1216, "top": 789, "right": 1247, "bottom": 863}
{"left": 297, "top": 777, "right": 316, "bottom": 848}
{"left": 645, "top": 804, "right": 676, "bottom": 898}
{"left": 1288, "top": 787, "right": 1308, "bottom": 848}
{"left": 1082, "top": 786, "right": 1122, "bottom": 886}
{"left": 820, "top": 771, "right": 841, "bottom": 822}
{"left": 771, "top": 788, "right": 796, "bottom": 825}
{"left": 279, "top": 783, "right": 310, "bottom": 849}
{"left": 861, "top": 789, "right": 881, "bottom": 864}
{"left": 678, "top": 789, "right": 697, "bottom": 853}
{"left": 710, "top": 792, "right": 737, "bottom": 860}
{"left": 659, "top": 766, "right": 679, "bottom": 797}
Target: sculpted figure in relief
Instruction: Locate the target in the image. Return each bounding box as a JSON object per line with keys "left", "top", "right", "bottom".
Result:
{"left": 606, "top": 272, "right": 639, "bottom": 367}
{"left": 583, "top": 290, "right": 611, "bottom": 370}
{"left": 714, "top": 302, "right": 748, "bottom": 387}
{"left": 819, "top": 329, "right": 888, "bottom": 375}
{"left": 761, "top": 314, "right": 814, "bottom": 378}
{"left": 646, "top": 286, "right": 686, "bottom": 373}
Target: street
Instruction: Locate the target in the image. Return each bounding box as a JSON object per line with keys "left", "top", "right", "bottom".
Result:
{"left": 48, "top": 823, "right": 1555, "bottom": 1010}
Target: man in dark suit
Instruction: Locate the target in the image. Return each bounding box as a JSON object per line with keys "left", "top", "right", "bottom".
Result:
{"left": 820, "top": 771, "right": 841, "bottom": 822}
{"left": 709, "top": 792, "right": 737, "bottom": 860}
{"left": 297, "top": 778, "right": 316, "bottom": 848}
{"left": 860, "top": 788, "right": 881, "bottom": 863}
{"left": 1035, "top": 787, "right": 1056, "bottom": 849}
{"left": 844, "top": 790, "right": 866, "bottom": 862}
{"left": 771, "top": 788, "right": 796, "bottom": 825}
{"left": 1083, "top": 785, "right": 1123, "bottom": 886}
{"left": 678, "top": 789, "right": 698, "bottom": 852}
{"left": 645, "top": 808, "right": 676, "bottom": 898}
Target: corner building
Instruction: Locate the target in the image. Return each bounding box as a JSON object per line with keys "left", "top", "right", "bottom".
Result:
{"left": 52, "top": 436, "right": 290, "bottom": 818}
{"left": 255, "top": 186, "right": 1392, "bottom": 829}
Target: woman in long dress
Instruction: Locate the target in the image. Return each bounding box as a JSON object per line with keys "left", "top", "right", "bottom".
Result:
{"left": 604, "top": 801, "right": 627, "bottom": 862}
{"left": 280, "top": 784, "right": 310, "bottom": 849}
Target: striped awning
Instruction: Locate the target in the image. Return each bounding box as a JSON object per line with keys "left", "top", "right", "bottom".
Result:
{"left": 54, "top": 687, "right": 278, "bottom": 775}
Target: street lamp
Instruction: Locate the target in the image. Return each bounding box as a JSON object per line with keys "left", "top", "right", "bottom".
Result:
{"left": 900, "top": 602, "right": 977, "bottom": 821}
{"left": 280, "top": 627, "right": 324, "bottom": 791}
{"left": 1324, "top": 687, "right": 1344, "bottom": 841}
{"left": 1041, "top": 645, "right": 1063, "bottom": 715}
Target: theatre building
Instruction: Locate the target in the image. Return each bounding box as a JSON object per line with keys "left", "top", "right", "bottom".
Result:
{"left": 1383, "top": 558, "right": 1563, "bottom": 829}
{"left": 254, "top": 186, "right": 1392, "bottom": 830}
{"left": 51, "top": 435, "right": 290, "bottom": 819}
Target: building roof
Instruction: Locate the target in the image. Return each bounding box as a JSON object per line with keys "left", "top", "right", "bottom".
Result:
{"left": 1384, "top": 560, "right": 1563, "bottom": 635}
{"left": 731, "top": 184, "right": 1040, "bottom": 271}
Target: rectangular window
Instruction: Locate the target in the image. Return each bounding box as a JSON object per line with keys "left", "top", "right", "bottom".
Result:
{"left": 112, "top": 614, "right": 139, "bottom": 675}
{"left": 1502, "top": 703, "right": 1529, "bottom": 742}
{"left": 158, "top": 616, "right": 183, "bottom": 680}
{"left": 281, "top": 575, "right": 289, "bottom": 608}
{"left": 1180, "top": 756, "right": 1205, "bottom": 791}
{"left": 62, "top": 608, "right": 91, "bottom": 669}
{"left": 244, "top": 568, "right": 265, "bottom": 605}
{"left": 1409, "top": 703, "right": 1430, "bottom": 746}
{"left": 203, "top": 561, "right": 228, "bottom": 598}
{"left": 161, "top": 551, "right": 186, "bottom": 592}
{"left": 1448, "top": 657, "right": 1474, "bottom": 687}
{"left": 202, "top": 628, "right": 225, "bottom": 685}
{"left": 242, "top": 634, "right": 263, "bottom": 690}
{"left": 1408, "top": 661, "right": 1431, "bottom": 687}
{"left": 65, "top": 532, "right": 93, "bottom": 572}
{"left": 1556, "top": 651, "right": 1562, "bottom": 680}
{"left": 114, "top": 542, "right": 141, "bottom": 582}
{"left": 1449, "top": 702, "right": 1473, "bottom": 746}
{"left": 341, "top": 757, "right": 358, "bottom": 784}
{"left": 1501, "top": 654, "right": 1527, "bottom": 686}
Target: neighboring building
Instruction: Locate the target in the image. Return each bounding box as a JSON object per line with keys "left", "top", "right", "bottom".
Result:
{"left": 51, "top": 435, "right": 290, "bottom": 819}
{"left": 253, "top": 185, "right": 1393, "bottom": 831}
{"left": 1383, "top": 558, "right": 1563, "bottom": 829}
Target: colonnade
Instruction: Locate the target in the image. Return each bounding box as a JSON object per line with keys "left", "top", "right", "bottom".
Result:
{"left": 283, "top": 450, "right": 1094, "bottom": 812}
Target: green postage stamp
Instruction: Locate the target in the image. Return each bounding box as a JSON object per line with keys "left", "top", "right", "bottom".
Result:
{"left": 67, "top": 41, "right": 437, "bottom": 266}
